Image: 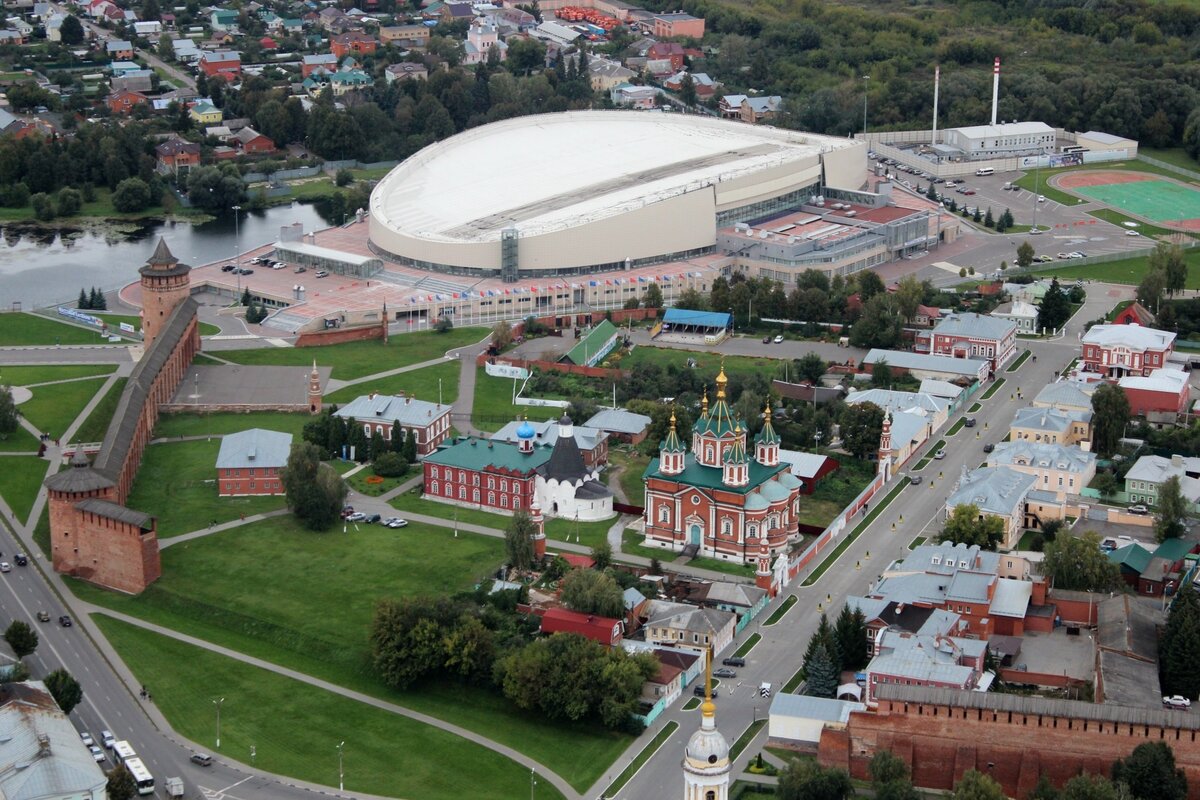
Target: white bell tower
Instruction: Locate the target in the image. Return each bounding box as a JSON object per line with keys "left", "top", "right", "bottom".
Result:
{"left": 682, "top": 649, "right": 730, "bottom": 800}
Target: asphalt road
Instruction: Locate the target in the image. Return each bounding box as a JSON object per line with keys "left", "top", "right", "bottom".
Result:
{"left": 49, "top": 2, "right": 196, "bottom": 90}
{"left": 611, "top": 283, "right": 1131, "bottom": 799}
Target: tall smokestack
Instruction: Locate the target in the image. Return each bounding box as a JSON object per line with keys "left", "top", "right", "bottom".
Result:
{"left": 990, "top": 57, "right": 1000, "bottom": 126}
{"left": 932, "top": 65, "right": 940, "bottom": 146}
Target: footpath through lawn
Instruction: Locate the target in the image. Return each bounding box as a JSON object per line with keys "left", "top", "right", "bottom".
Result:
{"left": 72, "top": 516, "right": 632, "bottom": 791}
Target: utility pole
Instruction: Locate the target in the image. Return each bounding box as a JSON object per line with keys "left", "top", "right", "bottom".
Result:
{"left": 213, "top": 697, "right": 224, "bottom": 749}
{"left": 338, "top": 741, "right": 345, "bottom": 792}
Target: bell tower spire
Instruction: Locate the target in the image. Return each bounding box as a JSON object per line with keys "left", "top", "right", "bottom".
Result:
{"left": 683, "top": 645, "right": 730, "bottom": 800}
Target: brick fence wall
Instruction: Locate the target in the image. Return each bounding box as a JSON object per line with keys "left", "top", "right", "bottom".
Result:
{"left": 295, "top": 320, "right": 385, "bottom": 347}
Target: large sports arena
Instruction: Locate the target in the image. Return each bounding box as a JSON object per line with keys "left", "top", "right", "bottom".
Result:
{"left": 368, "top": 111, "right": 866, "bottom": 279}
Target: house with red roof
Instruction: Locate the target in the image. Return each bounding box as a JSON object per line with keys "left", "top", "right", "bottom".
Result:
{"left": 198, "top": 50, "right": 241, "bottom": 81}
{"left": 1112, "top": 301, "right": 1155, "bottom": 327}
{"left": 106, "top": 89, "right": 148, "bottom": 115}
{"left": 538, "top": 607, "right": 623, "bottom": 647}
{"left": 331, "top": 31, "right": 377, "bottom": 58}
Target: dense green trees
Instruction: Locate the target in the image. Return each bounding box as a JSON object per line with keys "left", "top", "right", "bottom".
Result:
{"left": 938, "top": 504, "right": 1006, "bottom": 550}
{"left": 1112, "top": 742, "right": 1188, "bottom": 800}
{"left": 45, "top": 669, "right": 83, "bottom": 714}
{"left": 3, "top": 621, "right": 37, "bottom": 659}
{"left": 1091, "top": 383, "right": 1131, "bottom": 458}
{"left": 1041, "top": 531, "right": 1121, "bottom": 591}
{"left": 504, "top": 511, "right": 537, "bottom": 572}
{"left": 279, "top": 442, "right": 347, "bottom": 531}
{"left": 1160, "top": 584, "right": 1200, "bottom": 700}
{"left": 839, "top": 402, "right": 885, "bottom": 460}
{"left": 187, "top": 165, "right": 246, "bottom": 212}
{"left": 106, "top": 764, "right": 137, "bottom": 800}
{"left": 777, "top": 758, "right": 853, "bottom": 800}
{"left": 560, "top": 568, "right": 624, "bottom": 618}
{"left": 1037, "top": 279, "right": 1072, "bottom": 333}
{"left": 1156, "top": 476, "right": 1191, "bottom": 542}
{"left": 0, "top": 388, "right": 17, "bottom": 441}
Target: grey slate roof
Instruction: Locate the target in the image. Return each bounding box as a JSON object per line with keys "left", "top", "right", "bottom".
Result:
{"left": 75, "top": 498, "right": 153, "bottom": 529}
{"left": 1097, "top": 593, "right": 1158, "bottom": 661}
{"left": 862, "top": 349, "right": 988, "bottom": 377}
{"left": 541, "top": 417, "right": 590, "bottom": 483}
{"left": 216, "top": 428, "right": 293, "bottom": 469}
{"left": 703, "top": 582, "right": 766, "bottom": 608}
{"left": 1033, "top": 381, "right": 1095, "bottom": 411}
{"left": 585, "top": 408, "right": 651, "bottom": 436}
{"left": 931, "top": 312, "right": 1016, "bottom": 341}
{"left": 44, "top": 449, "right": 114, "bottom": 494}
{"left": 769, "top": 693, "right": 863, "bottom": 723}
{"left": 947, "top": 467, "right": 1036, "bottom": 516}
{"left": 1011, "top": 405, "right": 1091, "bottom": 433}
{"left": 334, "top": 393, "right": 449, "bottom": 426}
{"left": 846, "top": 388, "right": 949, "bottom": 416}
{"left": 987, "top": 441, "right": 1096, "bottom": 474}
{"left": 0, "top": 682, "right": 108, "bottom": 799}
{"left": 646, "top": 605, "right": 735, "bottom": 634}
{"left": 1082, "top": 323, "right": 1175, "bottom": 351}
{"left": 491, "top": 419, "right": 607, "bottom": 452}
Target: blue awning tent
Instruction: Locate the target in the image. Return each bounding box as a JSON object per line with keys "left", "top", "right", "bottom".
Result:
{"left": 661, "top": 308, "right": 732, "bottom": 331}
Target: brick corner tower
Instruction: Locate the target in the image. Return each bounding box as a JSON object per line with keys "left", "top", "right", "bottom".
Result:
{"left": 139, "top": 238, "right": 191, "bottom": 351}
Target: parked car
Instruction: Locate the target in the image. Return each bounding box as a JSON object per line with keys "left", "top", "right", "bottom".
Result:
{"left": 14, "top": 553, "right": 27, "bottom": 566}
{"left": 80, "top": 732, "right": 94, "bottom": 747}
{"left": 773, "top": 334, "right": 784, "bottom": 344}
{"left": 36, "top": 611, "right": 50, "bottom": 622}
{"left": 693, "top": 685, "right": 718, "bottom": 698}
{"left": 365, "top": 514, "right": 382, "bottom": 524}
{"left": 983, "top": 443, "right": 994, "bottom": 453}
{"left": 190, "top": 753, "right": 214, "bottom": 767}
{"left": 1164, "top": 695, "right": 1192, "bottom": 710}
{"left": 1128, "top": 505, "right": 1149, "bottom": 515}
{"left": 89, "top": 746, "right": 106, "bottom": 763}
{"left": 1126, "top": 230, "right": 1141, "bottom": 236}
{"left": 58, "top": 615, "right": 72, "bottom": 627}
{"left": 315, "top": 270, "right": 329, "bottom": 278}
{"left": 722, "top": 656, "right": 745, "bottom": 667}
{"left": 294, "top": 266, "right": 307, "bottom": 273}
{"left": 909, "top": 475, "right": 923, "bottom": 486}
{"left": 1056, "top": 253, "right": 1070, "bottom": 259}
{"left": 346, "top": 512, "right": 367, "bottom": 522}
{"left": 964, "top": 418, "right": 977, "bottom": 428}
{"left": 1037, "top": 195, "right": 1047, "bottom": 202}
{"left": 1033, "top": 254, "right": 1054, "bottom": 263}
{"left": 384, "top": 518, "right": 408, "bottom": 529}
{"left": 713, "top": 668, "right": 737, "bottom": 679}
{"left": 762, "top": 335, "right": 771, "bottom": 344}
{"left": 101, "top": 731, "right": 116, "bottom": 749}
{"left": 934, "top": 449, "right": 946, "bottom": 460}
{"left": 220, "top": 264, "right": 236, "bottom": 272}
{"left": 962, "top": 188, "right": 977, "bottom": 195}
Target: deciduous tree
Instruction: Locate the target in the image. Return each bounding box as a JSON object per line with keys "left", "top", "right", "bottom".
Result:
{"left": 1091, "top": 383, "right": 1131, "bottom": 457}
{"left": 777, "top": 757, "right": 853, "bottom": 800}
{"left": 838, "top": 402, "right": 885, "bottom": 460}
{"left": 1156, "top": 475, "right": 1190, "bottom": 542}
{"left": 1112, "top": 742, "right": 1188, "bottom": 800}
{"left": 952, "top": 770, "right": 1006, "bottom": 800}
{"left": 795, "top": 352, "right": 827, "bottom": 383}
{"left": 938, "top": 504, "right": 1006, "bottom": 550}
{"left": 44, "top": 669, "right": 82, "bottom": 714}
{"left": 280, "top": 442, "right": 347, "bottom": 531}
{"left": 106, "top": 764, "right": 137, "bottom": 800}
{"left": 504, "top": 511, "right": 536, "bottom": 571}
{"left": 1041, "top": 531, "right": 1121, "bottom": 591}
{"left": 3, "top": 620, "right": 37, "bottom": 659}
{"left": 0, "top": 387, "right": 18, "bottom": 441}
{"left": 560, "top": 568, "right": 624, "bottom": 618}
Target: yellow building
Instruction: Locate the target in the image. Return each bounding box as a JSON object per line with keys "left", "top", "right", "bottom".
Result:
{"left": 188, "top": 101, "right": 223, "bottom": 125}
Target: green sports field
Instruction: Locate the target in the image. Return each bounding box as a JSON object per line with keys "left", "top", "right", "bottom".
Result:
{"left": 1071, "top": 179, "right": 1200, "bottom": 223}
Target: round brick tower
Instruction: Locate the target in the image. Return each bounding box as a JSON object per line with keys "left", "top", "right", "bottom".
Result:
{"left": 139, "top": 238, "right": 192, "bottom": 352}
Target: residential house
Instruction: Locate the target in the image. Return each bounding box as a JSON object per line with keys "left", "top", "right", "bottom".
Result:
{"left": 329, "top": 68, "right": 374, "bottom": 95}
{"left": 912, "top": 304, "right": 943, "bottom": 327}
{"left": 234, "top": 126, "right": 275, "bottom": 154}
{"left": 644, "top": 605, "right": 736, "bottom": 655}
{"left": 188, "top": 100, "right": 222, "bottom": 125}
{"left": 645, "top": 41, "right": 685, "bottom": 72}
{"left": 694, "top": 582, "right": 768, "bottom": 630}
{"left": 317, "top": 7, "right": 346, "bottom": 28}
{"left": 1118, "top": 368, "right": 1191, "bottom": 418}
{"left": 384, "top": 61, "right": 429, "bottom": 82}
{"left": 917, "top": 312, "right": 1017, "bottom": 374}
{"left": 154, "top": 138, "right": 201, "bottom": 177}
{"left": 216, "top": 428, "right": 292, "bottom": 496}
{"left": 485, "top": 6, "right": 536, "bottom": 33}
{"left": 1081, "top": 323, "right": 1176, "bottom": 378}
{"left": 105, "top": 89, "right": 148, "bottom": 115}
{"left": 992, "top": 300, "right": 1038, "bottom": 333}
{"left": 653, "top": 10, "right": 704, "bottom": 38}
{"left": 845, "top": 388, "right": 952, "bottom": 431}
{"left": 379, "top": 23, "right": 431, "bottom": 48}
{"left": 334, "top": 392, "right": 452, "bottom": 456}
{"left": 44, "top": 12, "right": 64, "bottom": 40}
{"left": 538, "top": 607, "right": 623, "bottom": 647}
{"left": 281, "top": 18, "right": 304, "bottom": 34}
{"left": 330, "top": 31, "right": 377, "bottom": 58}
{"left": 584, "top": 408, "right": 651, "bottom": 445}
{"left": 663, "top": 70, "right": 717, "bottom": 98}
{"left": 1108, "top": 537, "right": 1199, "bottom": 597}
{"left": 1003, "top": 279, "right": 1053, "bottom": 305}
{"left": 864, "top": 630, "right": 990, "bottom": 705}
{"left": 623, "top": 586, "right": 649, "bottom": 633}
{"left": 588, "top": 57, "right": 635, "bottom": 92}
{"left": 105, "top": 39, "right": 134, "bottom": 59}
{"left": 985, "top": 441, "right": 1096, "bottom": 501}
{"left": 440, "top": 1, "right": 474, "bottom": 22}
{"left": 171, "top": 38, "right": 200, "bottom": 62}
{"left": 946, "top": 466, "right": 1039, "bottom": 549}
{"left": 878, "top": 409, "right": 933, "bottom": 469}
{"left": 740, "top": 95, "right": 782, "bottom": 124}
{"left": 111, "top": 69, "right": 154, "bottom": 93}
{"left": 1109, "top": 542, "right": 1153, "bottom": 591}
{"left": 611, "top": 83, "right": 657, "bottom": 109}
{"left": 0, "top": 29, "right": 24, "bottom": 45}
{"left": 463, "top": 19, "right": 505, "bottom": 65}
{"left": 133, "top": 19, "right": 161, "bottom": 36}
{"left": 1124, "top": 454, "right": 1200, "bottom": 508}
{"left": 198, "top": 50, "right": 242, "bottom": 81}
{"left": 302, "top": 53, "right": 339, "bottom": 77}
{"left": 210, "top": 8, "right": 238, "bottom": 31}
{"left": 1032, "top": 381, "right": 1095, "bottom": 414}
{"left": 1010, "top": 405, "right": 1092, "bottom": 447}
{"left": 1112, "top": 301, "right": 1156, "bottom": 327}
{"left": 0, "top": 681, "right": 108, "bottom": 799}
{"left": 491, "top": 418, "right": 608, "bottom": 468}
{"left": 918, "top": 380, "right": 967, "bottom": 410}
{"left": 259, "top": 36, "right": 278, "bottom": 51}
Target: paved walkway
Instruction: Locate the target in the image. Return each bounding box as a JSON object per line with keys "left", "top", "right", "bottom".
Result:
{"left": 322, "top": 355, "right": 448, "bottom": 394}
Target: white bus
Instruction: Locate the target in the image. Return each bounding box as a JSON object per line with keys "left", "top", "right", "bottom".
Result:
{"left": 111, "top": 740, "right": 136, "bottom": 765}
{"left": 975, "top": 167, "right": 995, "bottom": 176}
{"left": 124, "top": 757, "right": 155, "bottom": 796}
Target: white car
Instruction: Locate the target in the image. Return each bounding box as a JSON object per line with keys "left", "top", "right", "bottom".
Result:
{"left": 1037, "top": 195, "right": 1047, "bottom": 202}
{"left": 101, "top": 731, "right": 116, "bottom": 749}
{"left": 80, "top": 732, "right": 94, "bottom": 747}
{"left": 346, "top": 512, "right": 367, "bottom": 522}
{"left": 1126, "top": 230, "right": 1141, "bottom": 236}
{"left": 1163, "top": 695, "right": 1191, "bottom": 710}
{"left": 934, "top": 449, "right": 946, "bottom": 460}
{"left": 773, "top": 335, "right": 784, "bottom": 344}
{"left": 89, "top": 745, "right": 105, "bottom": 763}
{"left": 0, "top": 562, "right": 10, "bottom": 573}
{"left": 385, "top": 518, "right": 409, "bottom": 529}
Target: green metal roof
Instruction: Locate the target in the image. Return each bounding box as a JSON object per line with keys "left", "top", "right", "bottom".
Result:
{"left": 661, "top": 417, "right": 686, "bottom": 453}
{"left": 693, "top": 399, "right": 740, "bottom": 438}
{"left": 1109, "top": 543, "right": 1152, "bottom": 574}
{"left": 755, "top": 415, "right": 780, "bottom": 446}
{"left": 425, "top": 438, "right": 551, "bottom": 474}
{"left": 723, "top": 434, "right": 748, "bottom": 464}
{"left": 563, "top": 320, "right": 620, "bottom": 366}
{"left": 1154, "top": 537, "right": 1195, "bottom": 563}
{"left": 644, "top": 454, "right": 787, "bottom": 495}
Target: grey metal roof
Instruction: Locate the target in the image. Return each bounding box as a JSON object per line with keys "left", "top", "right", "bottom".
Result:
{"left": 623, "top": 587, "right": 647, "bottom": 610}
{"left": 989, "top": 578, "right": 1031, "bottom": 618}
{"left": 944, "top": 571, "right": 991, "bottom": 602}
{"left": 918, "top": 379, "right": 965, "bottom": 399}
{"left": 846, "top": 388, "right": 949, "bottom": 416}
{"left": 1082, "top": 323, "right": 1175, "bottom": 351}
{"left": 646, "top": 606, "right": 735, "bottom": 634}
{"left": 987, "top": 441, "right": 1096, "bottom": 474}
{"left": 1011, "top": 405, "right": 1092, "bottom": 433}
{"left": 75, "top": 498, "right": 153, "bottom": 530}
{"left": 44, "top": 450, "right": 114, "bottom": 494}
{"left": 862, "top": 349, "right": 988, "bottom": 377}
{"left": 584, "top": 408, "right": 651, "bottom": 436}
{"left": 216, "top": 428, "right": 293, "bottom": 469}
{"left": 0, "top": 682, "right": 108, "bottom": 800}
{"left": 1097, "top": 593, "right": 1159, "bottom": 661}
{"left": 901, "top": 543, "right": 999, "bottom": 575}
{"left": 769, "top": 693, "right": 863, "bottom": 723}
{"left": 704, "top": 582, "right": 766, "bottom": 608}
{"left": 931, "top": 312, "right": 1016, "bottom": 341}
{"left": 1125, "top": 455, "right": 1195, "bottom": 485}
{"left": 93, "top": 297, "right": 199, "bottom": 484}
{"left": 885, "top": 410, "right": 929, "bottom": 452}
{"left": 947, "top": 467, "right": 1036, "bottom": 516}
{"left": 874, "top": 683, "right": 1200, "bottom": 728}
{"left": 334, "top": 393, "right": 450, "bottom": 427}
{"left": 491, "top": 419, "right": 607, "bottom": 452}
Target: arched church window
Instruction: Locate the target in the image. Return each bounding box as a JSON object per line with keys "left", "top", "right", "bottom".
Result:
{"left": 659, "top": 506, "right": 670, "bottom": 522}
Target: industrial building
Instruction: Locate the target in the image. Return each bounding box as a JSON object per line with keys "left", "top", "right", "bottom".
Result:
{"left": 368, "top": 111, "right": 865, "bottom": 280}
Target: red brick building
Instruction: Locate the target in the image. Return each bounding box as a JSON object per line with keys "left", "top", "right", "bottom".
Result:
{"left": 330, "top": 31, "right": 377, "bottom": 58}
{"left": 198, "top": 50, "right": 242, "bottom": 80}
{"left": 155, "top": 138, "right": 201, "bottom": 177}
{"left": 1081, "top": 323, "right": 1176, "bottom": 378}
{"left": 916, "top": 312, "right": 1017, "bottom": 374}
{"left": 216, "top": 428, "right": 292, "bottom": 496}
{"left": 652, "top": 11, "right": 704, "bottom": 38}
{"left": 538, "top": 607, "right": 623, "bottom": 647}
{"left": 233, "top": 126, "right": 275, "bottom": 154}
{"left": 334, "top": 391, "right": 452, "bottom": 456}
{"left": 106, "top": 89, "right": 148, "bottom": 115}
{"left": 646, "top": 41, "right": 685, "bottom": 70}
{"left": 1118, "top": 368, "right": 1191, "bottom": 417}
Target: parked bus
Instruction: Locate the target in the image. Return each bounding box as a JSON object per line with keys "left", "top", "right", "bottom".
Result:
{"left": 111, "top": 740, "right": 136, "bottom": 765}
{"left": 124, "top": 758, "right": 155, "bottom": 796}
{"left": 974, "top": 167, "right": 995, "bottom": 176}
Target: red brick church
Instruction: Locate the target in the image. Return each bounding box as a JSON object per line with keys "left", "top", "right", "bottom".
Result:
{"left": 640, "top": 367, "right": 803, "bottom": 570}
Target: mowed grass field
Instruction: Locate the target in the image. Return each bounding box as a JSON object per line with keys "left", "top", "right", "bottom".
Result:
{"left": 154, "top": 411, "right": 312, "bottom": 439}
{"left": 324, "top": 361, "right": 460, "bottom": 406}
{"left": 20, "top": 377, "right": 108, "bottom": 438}
{"left": 219, "top": 328, "right": 487, "bottom": 380}
{"left": 0, "top": 365, "right": 116, "bottom": 385}
{"left": 618, "top": 345, "right": 787, "bottom": 381}
{"left": 71, "top": 516, "right": 633, "bottom": 790}
{"left": 0, "top": 455, "right": 49, "bottom": 524}
{"left": 73, "top": 378, "right": 127, "bottom": 444}
{"left": 1031, "top": 248, "right": 1200, "bottom": 289}
{"left": 471, "top": 368, "right": 568, "bottom": 432}
{"left": 125, "top": 439, "right": 288, "bottom": 537}
{"left": 0, "top": 313, "right": 118, "bottom": 346}
{"left": 94, "top": 616, "right": 563, "bottom": 800}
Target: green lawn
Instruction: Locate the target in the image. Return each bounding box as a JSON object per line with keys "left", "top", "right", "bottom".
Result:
{"left": 70, "top": 515, "right": 629, "bottom": 791}
{"left": 73, "top": 378, "right": 127, "bottom": 444}
{"left": 94, "top": 616, "right": 561, "bottom": 800}
{"left": 1031, "top": 248, "right": 1200, "bottom": 289}
{"left": 980, "top": 378, "right": 1007, "bottom": 400}
{"left": 471, "top": 368, "right": 569, "bottom": 432}
{"left": 794, "top": 458, "right": 875, "bottom": 529}
{"left": 733, "top": 633, "right": 762, "bottom": 657}
{"left": 125, "top": 440, "right": 288, "bottom": 537}
{"left": 1008, "top": 350, "right": 1031, "bottom": 372}
{"left": 0, "top": 365, "right": 116, "bottom": 385}
{"left": 1014, "top": 159, "right": 1199, "bottom": 207}
{"left": 603, "top": 720, "right": 678, "bottom": 798}
{"left": 687, "top": 554, "right": 755, "bottom": 578}
{"left": 220, "top": 328, "right": 486, "bottom": 380}
{"left": 1086, "top": 208, "right": 1197, "bottom": 239}
{"left": 0, "top": 425, "right": 40, "bottom": 453}
{"left": 345, "top": 469, "right": 406, "bottom": 497}
{"left": 324, "top": 361, "right": 460, "bottom": 406}
{"left": 0, "top": 313, "right": 120, "bottom": 346}
{"left": 0, "top": 456, "right": 49, "bottom": 524}
{"left": 0, "top": 186, "right": 183, "bottom": 223}
{"left": 730, "top": 719, "right": 767, "bottom": 760}
{"left": 608, "top": 448, "right": 649, "bottom": 506}
{"left": 32, "top": 508, "right": 49, "bottom": 557}
{"left": 618, "top": 346, "right": 787, "bottom": 381}
{"left": 1141, "top": 149, "right": 1200, "bottom": 173}
{"left": 968, "top": 402, "right": 982, "bottom": 413}
{"left": 946, "top": 418, "right": 966, "bottom": 436}
{"left": 801, "top": 478, "right": 910, "bottom": 587}
{"left": 154, "top": 411, "right": 312, "bottom": 439}
{"left": 20, "top": 377, "right": 107, "bottom": 438}
{"left": 622, "top": 528, "right": 668, "bottom": 561}
{"left": 909, "top": 536, "right": 927, "bottom": 549}
{"left": 762, "top": 595, "right": 797, "bottom": 626}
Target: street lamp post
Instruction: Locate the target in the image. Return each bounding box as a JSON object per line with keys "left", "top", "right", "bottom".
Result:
{"left": 530, "top": 767, "right": 537, "bottom": 800}
{"left": 338, "top": 741, "right": 345, "bottom": 792}
{"left": 213, "top": 697, "right": 224, "bottom": 749}
{"left": 232, "top": 204, "right": 242, "bottom": 299}
{"left": 813, "top": 429, "right": 823, "bottom": 453}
